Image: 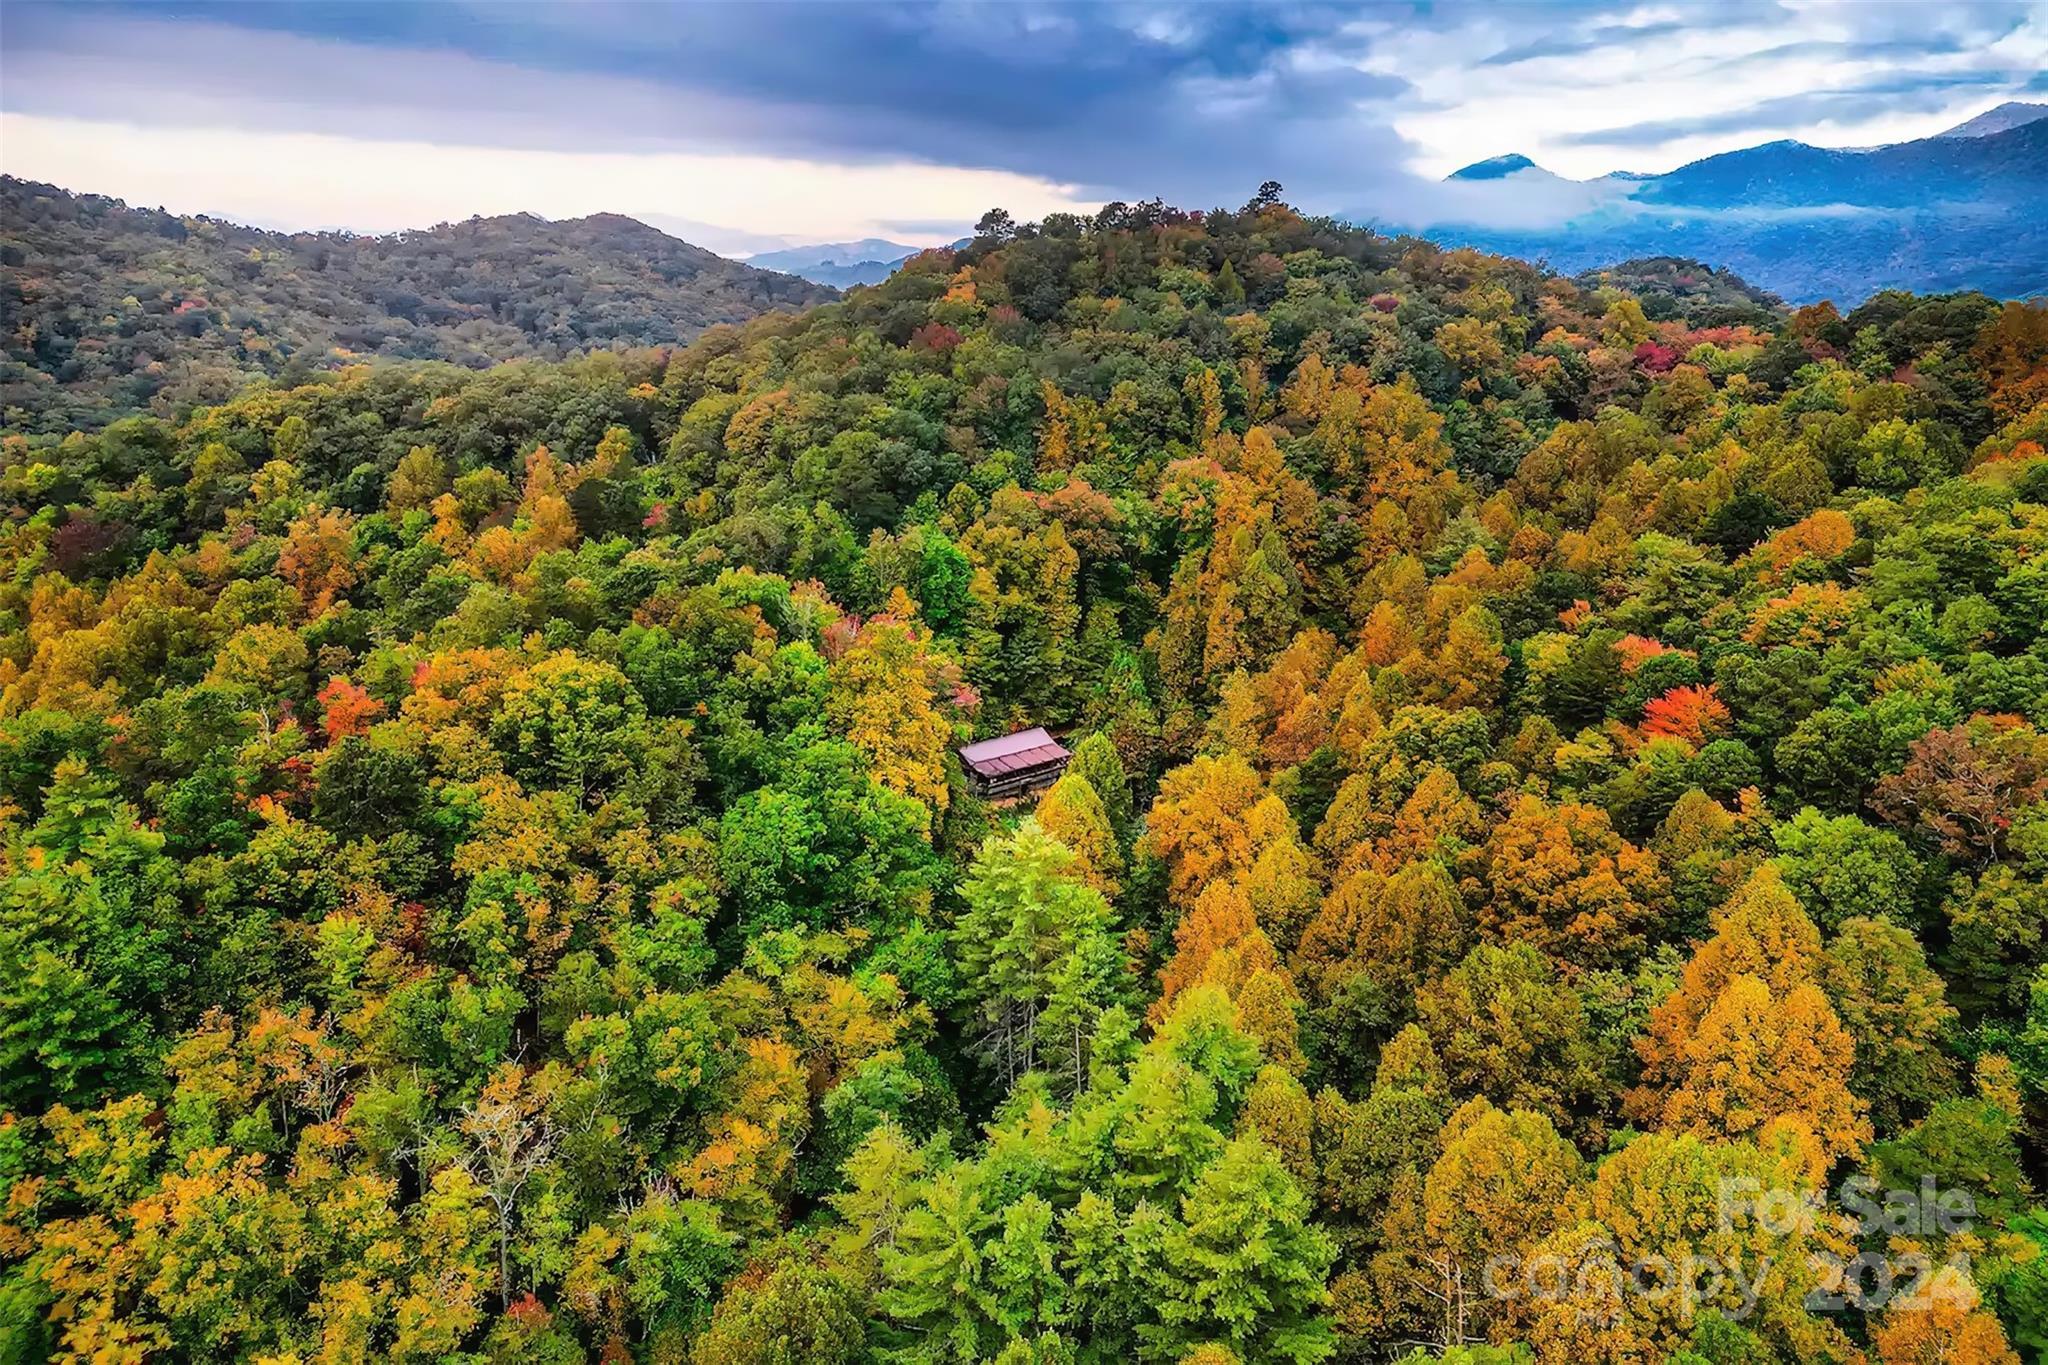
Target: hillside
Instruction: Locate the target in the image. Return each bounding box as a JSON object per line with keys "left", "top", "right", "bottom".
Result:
{"left": 1423, "top": 115, "right": 2047, "bottom": 303}
{"left": 1573, "top": 256, "right": 1785, "bottom": 326}
{"left": 0, "top": 178, "right": 835, "bottom": 433}
{"left": 3, "top": 191, "right": 2047, "bottom": 1362}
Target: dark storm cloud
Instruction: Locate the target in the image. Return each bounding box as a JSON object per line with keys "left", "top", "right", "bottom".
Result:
{"left": 0, "top": 1, "right": 1427, "bottom": 204}
{"left": 2, "top": 0, "right": 2042, "bottom": 222}
{"left": 7, "top": 0, "right": 1740, "bottom": 211}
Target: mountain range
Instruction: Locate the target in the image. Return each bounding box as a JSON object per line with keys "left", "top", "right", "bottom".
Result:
{"left": 750, "top": 104, "right": 2048, "bottom": 302}
{"left": 744, "top": 238, "right": 928, "bottom": 288}
{"left": 5, "top": 102, "right": 2042, "bottom": 432}
{"left": 1412, "top": 102, "right": 2048, "bottom": 303}
{"left": 0, "top": 177, "right": 834, "bottom": 433}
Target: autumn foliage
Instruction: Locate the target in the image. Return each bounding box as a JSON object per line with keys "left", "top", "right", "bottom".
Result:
{"left": 1, "top": 189, "right": 2043, "bottom": 1365}
{"left": 1640, "top": 683, "right": 1731, "bottom": 747}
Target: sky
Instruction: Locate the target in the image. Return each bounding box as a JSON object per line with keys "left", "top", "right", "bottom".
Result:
{"left": 1, "top": 1, "right": 2043, "bottom": 252}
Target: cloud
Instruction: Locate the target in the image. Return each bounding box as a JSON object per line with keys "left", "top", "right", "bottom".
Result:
{"left": 878, "top": 219, "right": 978, "bottom": 241}
{"left": 1476, "top": 19, "right": 1691, "bottom": 68}
{"left": 0, "top": 4, "right": 1422, "bottom": 210}
{"left": 2, "top": 0, "right": 2042, "bottom": 242}
{"left": 0, "top": 112, "right": 1094, "bottom": 244}
{"left": 1558, "top": 71, "right": 2028, "bottom": 148}
{"left": 1368, "top": 0, "right": 2045, "bottom": 177}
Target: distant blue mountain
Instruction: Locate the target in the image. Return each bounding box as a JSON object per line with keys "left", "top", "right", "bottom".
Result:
{"left": 1419, "top": 103, "right": 2048, "bottom": 304}
{"left": 746, "top": 238, "right": 925, "bottom": 288}
{"left": 1637, "top": 119, "right": 2046, "bottom": 210}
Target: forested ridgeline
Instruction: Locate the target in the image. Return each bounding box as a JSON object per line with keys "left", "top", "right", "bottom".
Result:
{"left": 0, "top": 177, "right": 835, "bottom": 437}
{"left": 2, "top": 195, "right": 2048, "bottom": 1363}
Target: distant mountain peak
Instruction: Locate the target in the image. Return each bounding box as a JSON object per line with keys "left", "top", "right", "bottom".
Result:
{"left": 1448, "top": 153, "right": 1541, "bottom": 181}
{"left": 746, "top": 238, "right": 931, "bottom": 288}
{"left": 1936, "top": 100, "right": 2048, "bottom": 140}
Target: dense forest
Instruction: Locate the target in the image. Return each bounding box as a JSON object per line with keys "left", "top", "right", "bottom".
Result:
{"left": 0, "top": 178, "right": 833, "bottom": 437}
{"left": 1567, "top": 258, "right": 1785, "bottom": 329}
{"left": 2, "top": 188, "right": 2048, "bottom": 1364}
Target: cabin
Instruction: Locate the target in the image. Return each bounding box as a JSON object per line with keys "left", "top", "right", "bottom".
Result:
{"left": 959, "top": 727, "right": 1071, "bottom": 802}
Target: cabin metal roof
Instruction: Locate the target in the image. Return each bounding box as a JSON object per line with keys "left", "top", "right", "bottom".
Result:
{"left": 959, "top": 727, "right": 1071, "bottom": 778}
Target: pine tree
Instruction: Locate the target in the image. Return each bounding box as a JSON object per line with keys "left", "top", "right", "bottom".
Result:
{"left": 954, "top": 821, "right": 1121, "bottom": 1091}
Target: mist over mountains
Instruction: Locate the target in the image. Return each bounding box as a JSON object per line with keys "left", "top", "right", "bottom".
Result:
{"left": 696, "top": 104, "right": 2048, "bottom": 304}
{"left": 1404, "top": 103, "right": 2048, "bottom": 303}
{"left": 744, "top": 239, "right": 927, "bottom": 289}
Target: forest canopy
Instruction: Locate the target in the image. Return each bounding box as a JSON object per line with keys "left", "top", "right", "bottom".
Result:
{"left": 2, "top": 188, "right": 2048, "bottom": 1363}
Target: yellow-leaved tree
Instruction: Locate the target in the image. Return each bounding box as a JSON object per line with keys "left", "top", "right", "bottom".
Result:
{"left": 1630, "top": 864, "right": 1871, "bottom": 1179}
{"left": 1034, "top": 769, "right": 1124, "bottom": 899}
{"left": 1139, "top": 751, "right": 1297, "bottom": 906}
{"left": 826, "top": 590, "right": 954, "bottom": 832}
